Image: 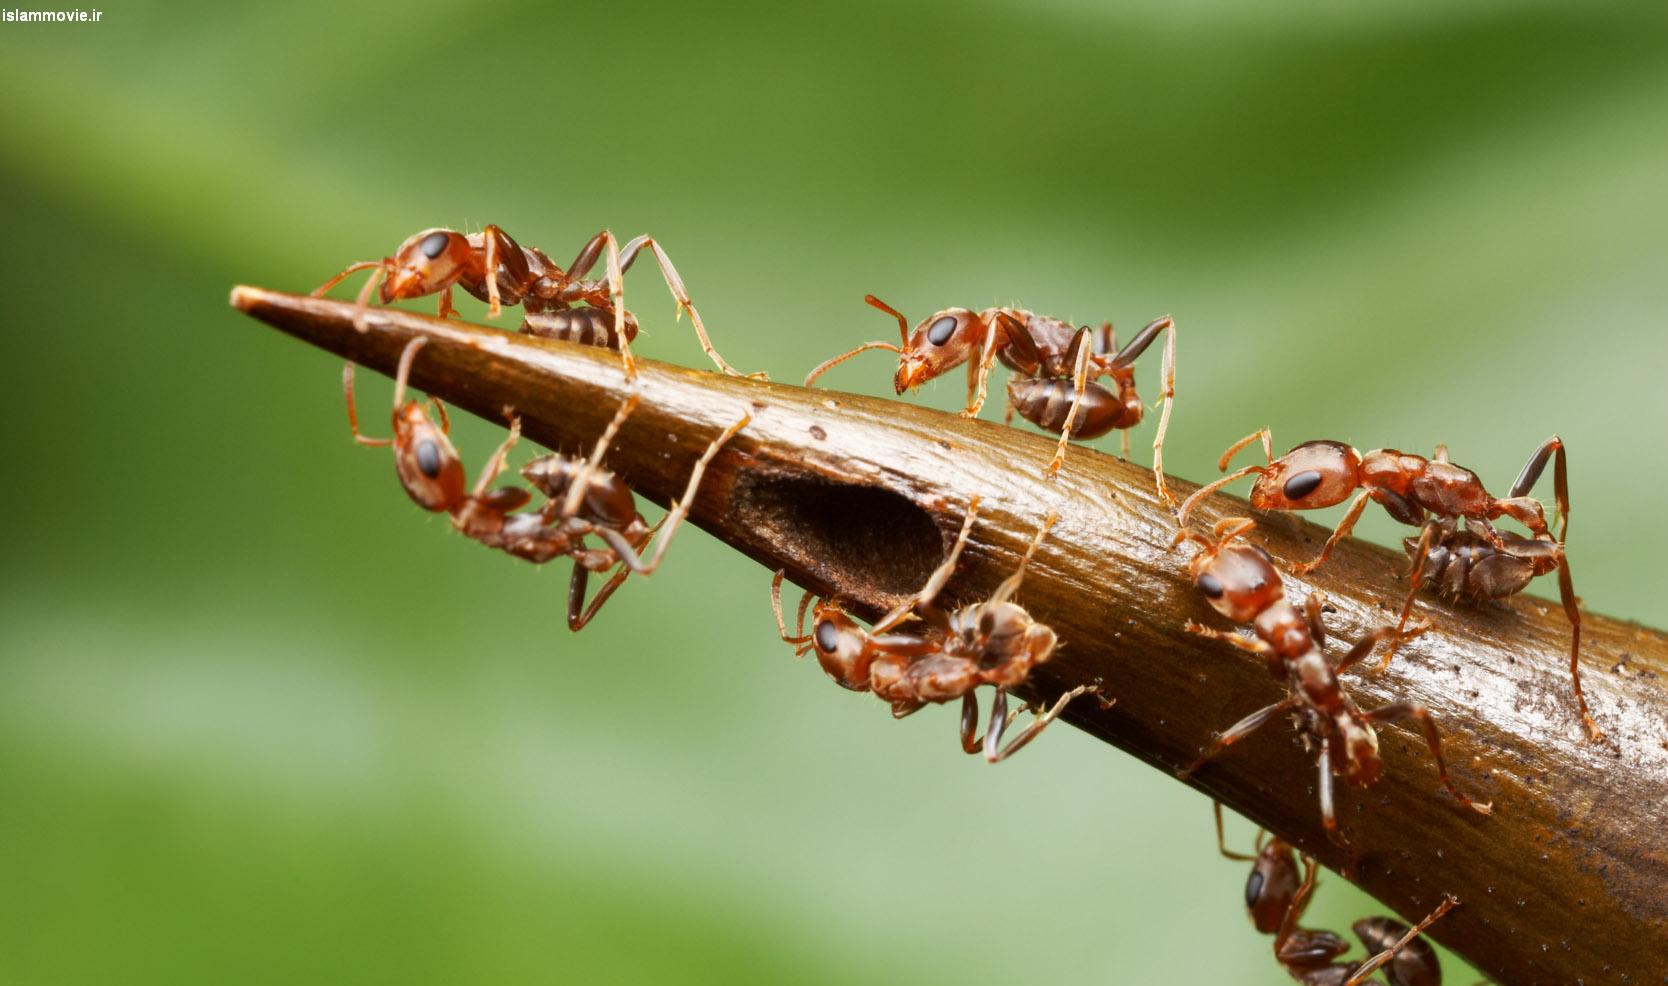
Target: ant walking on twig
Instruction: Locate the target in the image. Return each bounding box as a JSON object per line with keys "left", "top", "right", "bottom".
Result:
{"left": 314, "top": 225, "right": 759, "bottom": 378}
{"left": 804, "top": 296, "right": 1175, "bottom": 500}
{"left": 1177, "top": 431, "right": 1596, "bottom": 740}
{"left": 771, "top": 498, "right": 1104, "bottom": 761}
{"left": 1173, "top": 520, "right": 1492, "bottom": 849}
{"left": 1215, "top": 804, "right": 1456, "bottom": 985}
{"left": 345, "top": 336, "right": 750, "bottom": 629}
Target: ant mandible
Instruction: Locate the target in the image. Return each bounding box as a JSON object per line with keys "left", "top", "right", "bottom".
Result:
{"left": 1215, "top": 804, "right": 1456, "bottom": 985}
{"left": 314, "top": 225, "right": 758, "bottom": 378}
{"left": 345, "top": 336, "right": 750, "bottom": 629}
{"left": 804, "top": 296, "right": 1176, "bottom": 500}
{"left": 771, "top": 499, "right": 1103, "bottom": 762}
{"left": 1173, "top": 519, "right": 1491, "bottom": 849}
{"left": 1176, "top": 431, "right": 1595, "bottom": 740}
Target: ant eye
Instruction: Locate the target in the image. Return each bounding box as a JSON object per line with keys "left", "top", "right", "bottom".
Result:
{"left": 416, "top": 440, "right": 443, "bottom": 478}
{"left": 1283, "top": 470, "right": 1324, "bottom": 500}
{"left": 1244, "top": 870, "right": 1264, "bottom": 908}
{"left": 1197, "top": 572, "right": 1224, "bottom": 598}
{"left": 419, "top": 231, "right": 450, "bottom": 259}
{"left": 814, "top": 620, "right": 839, "bottom": 653}
{"left": 927, "top": 316, "right": 958, "bottom": 346}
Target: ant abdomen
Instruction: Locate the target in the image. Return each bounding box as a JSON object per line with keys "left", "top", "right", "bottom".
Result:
{"left": 1005, "top": 376, "right": 1137, "bottom": 438}
{"left": 521, "top": 308, "right": 639, "bottom": 351}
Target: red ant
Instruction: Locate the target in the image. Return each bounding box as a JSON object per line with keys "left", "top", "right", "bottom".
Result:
{"left": 314, "top": 225, "right": 757, "bottom": 378}
{"left": 771, "top": 499, "right": 1102, "bottom": 761}
{"left": 1173, "top": 520, "right": 1492, "bottom": 849}
{"left": 345, "top": 336, "right": 750, "bottom": 629}
{"left": 1215, "top": 804, "right": 1456, "bottom": 985}
{"left": 1177, "top": 432, "right": 1595, "bottom": 740}
{"left": 804, "top": 296, "right": 1176, "bottom": 498}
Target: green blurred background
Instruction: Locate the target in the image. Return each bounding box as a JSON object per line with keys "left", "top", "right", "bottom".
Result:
{"left": 2, "top": 2, "right": 1665, "bottom": 983}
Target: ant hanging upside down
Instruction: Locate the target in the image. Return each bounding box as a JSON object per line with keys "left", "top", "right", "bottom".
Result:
{"left": 771, "top": 498, "right": 1104, "bottom": 761}
{"left": 1177, "top": 431, "right": 1596, "bottom": 740}
{"left": 804, "top": 295, "right": 1175, "bottom": 499}
{"left": 346, "top": 336, "right": 750, "bottom": 629}
{"left": 1173, "top": 519, "right": 1492, "bottom": 849}
{"left": 1216, "top": 804, "right": 1456, "bottom": 985}
{"left": 314, "top": 225, "right": 759, "bottom": 378}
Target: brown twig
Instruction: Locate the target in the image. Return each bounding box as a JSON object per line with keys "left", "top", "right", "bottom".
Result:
{"left": 231, "top": 286, "right": 1668, "bottom": 984}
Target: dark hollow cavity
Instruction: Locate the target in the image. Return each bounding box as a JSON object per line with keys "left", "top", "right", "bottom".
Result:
{"left": 732, "top": 473, "right": 944, "bottom": 603}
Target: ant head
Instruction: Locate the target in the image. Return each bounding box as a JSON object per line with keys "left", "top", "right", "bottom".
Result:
{"left": 1188, "top": 537, "right": 1283, "bottom": 623}
{"left": 1245, "top": 838, "right": 1301, "bottom": 935}
{"left": 881, "top": 305, "right": 985, "bottom": 393}
{"left": 392, "top": 401, "right": 466, "bottom": 512}
{"left": 808, "top": 601, "right": 873, "bottom": 690}
{"left": 383, "top": 228, "right": 470, "bottom": 301}
{"left": 1249, "top": 440, "right": 1363, "bottom": 511}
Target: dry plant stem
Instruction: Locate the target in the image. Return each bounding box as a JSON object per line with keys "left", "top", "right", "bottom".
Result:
{"left": 231, "top": 286, "right": 1668, "bottom": 986}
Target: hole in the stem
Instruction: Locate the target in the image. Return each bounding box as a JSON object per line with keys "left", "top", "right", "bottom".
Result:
{"left": 733, "top": 473, "right": 943, "bottom": 601}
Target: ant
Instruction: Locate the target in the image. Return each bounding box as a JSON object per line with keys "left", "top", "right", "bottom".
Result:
{"left": 345, "top": 336, "right": 750, "bottom": 629}
{"left": 770, "top": 498, "right": 1103, "bottom": 762}
{"left": 314, "top": 225, "right": 757, "bottom": 378}
{"left": 1173, "top": 519, "right": 1492, "bottom": 849}
{"left": 1177, "top": 431, "right": 1595, "bottom": 740}
{"left": 804, "top": 295, "right": 1176, "bottom": 499}
{"left": 1215, "top": 804, "right": 1456, "bottom": 985}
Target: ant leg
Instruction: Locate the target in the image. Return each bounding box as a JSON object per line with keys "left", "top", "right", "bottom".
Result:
{"left": 960, "top": 313, "right": 1010, "bottom": 418}
{"left": 1334, "top": 626, "right": 1418, "bottom": 678}
{"left": 559, "top": 393, "right": 642, "bottom": 519}
{"left": 599, "top": 231, "right": 639, "bottom": 380}
{"left": 608, "top": 411, "right": 751, "bottom": 576}
{"left": 959, "top": 692, "right": 982, "bottom": 754}
{"left": 1508, "top": 435, "right": 1567, "bottom": 533}
{"left": 871, "top": 497, "right": 981, "bottom": 633}
{"left": 450, "top": 412, "right": 524, "bottom": 532}
{"left": 1341, "top": 896, "right": 1458, "bottom": 986}
{"left": 1178, "top": 694, "right": 1302, "bottom": 779}
{"left": 1303, "top": 592, "right": 1329, "bottom": 649}
{"left": 983, "top": 685, "right": 1098, "bottom": 763}
{"left": 1044, "top": 328, "right": 1094, "bottom": 477}
{"left": 1363, "top": 702, "right": 1493, "bottom": 815}
{"left": 347, "top": 334, "right": 430, "bottom": 440}
{"left": 771, "top": 571, "right": 815, "bottom": 648}
{"left": 1120, "top": 429, "right": 1131, "bottom": 461}
{"left": 1559, "top": 553, "right": 1600, "bottom": 740}
{"left": 616, "top": 235, "right": 759, "bottom": 378}
{"left": 1184, "top": 621, "right": 1276, "bottom": 659}
{"left": 470, "top": 412, "right": 523, "bottom": 499}
{"left": 803, "top": 341, "right": 902, "bottom": 387}
{"left": 568, "top": 562, "right": 633, "bottom": 632}
{"left": 989, "top": 512, "right": 1058, "bottom": 605}
{"left": 480, "top": 226, "right": 511, "bottom": 318}
{"left": 313, "top": 259, "right": 383, "bottom": 298}
{"left": 1216, "top": 427, "right": 1275, "bottom": 473}
{"left": 1491, "top": 495, "right": 1552, "bottom": 540}
{"left": 1317, "top": 746, "right": 1349, "bottom": 849}
{"left": 1130, "top": 315, "right": 1178, "bottom": 510}
{"left": 1290, "top": 491, "right": 1371, "bottom": 576}
{"left": 1378, "top": 520, "right": 1438, "bottom": 671}
{"left": 1213, "top": 801, "right": 1257, "bottom": 862}
{"left": 1274, "top": 852, "right": 1320, "bottom": 948}
{"left": 341, "top": 362, "right": 391, "bottom": 447}
{"left": 350, "top": 262, "right": 387, "bottom": 333}
{"left": 1176, "top": 463, "right": 1268, "bottom": 528}
{"left": 1003, "top": 390, "right": 1017, "bottom": 427}
{"left": 435, "top": 287, "right": 460, "bottom": 320}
